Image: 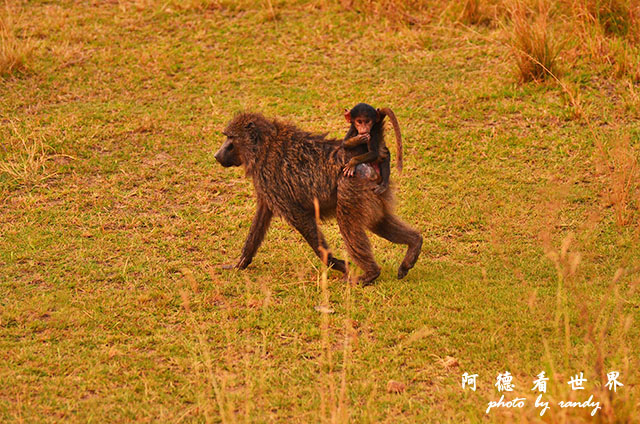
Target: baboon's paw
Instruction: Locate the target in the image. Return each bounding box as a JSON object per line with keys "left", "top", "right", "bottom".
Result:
{"left": 397, "top": 265, "right": 409, "bottom": 279}
{"left": 358, "top": 269, "right": 381, "bottom": 286}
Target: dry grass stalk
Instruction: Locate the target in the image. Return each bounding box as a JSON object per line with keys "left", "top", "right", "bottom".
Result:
{"left": 263, "top": 0, "right": 278, "bottom": 21}
{"left": 0, "top": 3, "right": 33, "bottom": 77}
{"left": 342, "top": 0, "right": 429, "bottom": 25}
{"left": 595, "top": 135, "right": 639, "bottom": 228}
{"left": 576, "top": 0, "right": 640, "bottom": 39}
{"left": 539, "top": 233, "right": 639, "bottom": 423}
{"left": 570, "top": 1, "right": 640, "bottom": 82}
{"left": 508, "top": 0, "right": 562, "bottom": 83}
{"left": 609, "top": 37, "right": 640, "bottom": 81}
{"left": 180, "top": 289, "right": 233, "bottom": 424}
{"left": 458, "top": 0, "right": 498, "bottom": 26}
{"left": 0, "top": 125, "right": 66, "bottom": 186}
{"left": 174, "top": 0, "right": 221, "bottom": 11}
{"left": 313, "top": 198, "right": 351, "bottom": 424}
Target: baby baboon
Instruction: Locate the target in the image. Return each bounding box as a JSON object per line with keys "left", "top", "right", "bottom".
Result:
{"left": 342, "top": 103, "right": 403, "bottom": 195}
{"left": 215, "top": 112, "right": 421, "bottom": 285}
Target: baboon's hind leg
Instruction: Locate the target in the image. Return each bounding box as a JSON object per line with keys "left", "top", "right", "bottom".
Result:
{"left": 371, "top": 214, "right": 422, "bottom": 279}
{"left": 337, "top": 215, "right": 381, "bottom": 285}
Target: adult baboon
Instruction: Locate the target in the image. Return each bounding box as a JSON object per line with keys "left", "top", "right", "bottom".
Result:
{"left": 215, "top": 112, "right": 422, "bottom": 285}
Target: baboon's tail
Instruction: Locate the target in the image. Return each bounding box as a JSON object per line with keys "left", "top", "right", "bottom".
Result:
{"left": 379, "top": 107, "right": 402, "bottom": 173}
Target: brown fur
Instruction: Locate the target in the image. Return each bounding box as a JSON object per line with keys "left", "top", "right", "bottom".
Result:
{"left": 215, "top": 112, "right": 422, "bottom": 285}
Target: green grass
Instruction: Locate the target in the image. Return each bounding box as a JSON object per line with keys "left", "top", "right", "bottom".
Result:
{"left": 1, "top": 1, "right": 639, "bottom": 422}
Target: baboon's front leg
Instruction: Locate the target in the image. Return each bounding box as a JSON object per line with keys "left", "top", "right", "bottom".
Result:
{"left": 223, "top": 200, "right": 273, "bottom": 269}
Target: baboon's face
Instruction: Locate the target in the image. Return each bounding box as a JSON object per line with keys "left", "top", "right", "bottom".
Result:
{"left": 215, "top": 127, "right": 245, "bottom": 167}
{"left": 352, "top": 115, "right": 374, "bottom": 135}
{"left": 345, "top": 104, "right": 378, "bottom": 135}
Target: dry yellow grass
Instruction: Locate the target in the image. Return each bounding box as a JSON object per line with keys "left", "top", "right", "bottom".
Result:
{"left": 0, "top": 3, "right": 33, "bottom": 77}
{"left": 507, "top": 0, "right": 562, "bottom": 82}
{"left": 539, "top": 234, "right": 639, "bottom": 423}
{"left": 2, "top": 1, "right": 639, "bottom": 421}
{"left": 458, "top": 0, "right": 501, "bottom": 26}
{"left": 0, "top": 125, "right": 63, "bottom": 186}
{"left": 595, "top": 134, "right": 640, "bottom": 229}
{"left": 576, "top": 0, "right": 640, "bottom": 40}
{"left": 345, "top": 0, "right": 639, "bottom": 82}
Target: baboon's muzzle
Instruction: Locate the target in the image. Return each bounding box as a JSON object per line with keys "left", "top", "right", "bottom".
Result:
{"left": 215, "top": 140, "right": 241, "bottom": 167}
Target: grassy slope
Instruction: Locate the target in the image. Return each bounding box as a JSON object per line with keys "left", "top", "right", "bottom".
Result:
{"left": 1, "top": 1, "right": 639, "bottom": 422}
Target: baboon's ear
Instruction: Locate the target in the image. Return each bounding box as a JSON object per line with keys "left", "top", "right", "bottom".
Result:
{"left": 245, "top": 121, "right": 260, "bottom": 143}
{"left": 376, "top": 108, "right": 385, "bottom": 122}
{"left": 344, "top": 109, "right": 351, "bottom": 123}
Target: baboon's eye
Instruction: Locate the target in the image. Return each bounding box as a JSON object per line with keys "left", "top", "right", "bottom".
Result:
{"left": 227, "top": 143, "right": 234, "bottom": 151}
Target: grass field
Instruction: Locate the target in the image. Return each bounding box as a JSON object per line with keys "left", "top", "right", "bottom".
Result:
{"left": 1, "top": 0, "right": 639, "bottom": 422}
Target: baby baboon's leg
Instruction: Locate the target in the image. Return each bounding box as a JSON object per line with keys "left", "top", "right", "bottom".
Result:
{"left": 371, "top": 214, "right": 422, "bottom": 279}
{"left": 374, "top": 156, "right": 391, "bottom": 195}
